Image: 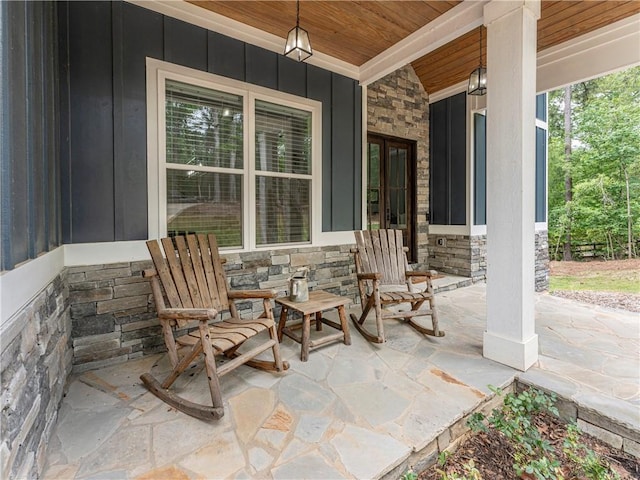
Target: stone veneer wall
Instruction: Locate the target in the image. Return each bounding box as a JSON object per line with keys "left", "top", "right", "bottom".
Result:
{"left": 1, "top": 272, "right": 72, "bottom": 479}
{"left": 367, "top": 65, "right": 430, "bottom": 266}
{"left": 535, "top": 230, "right": 550, "bottom": 291}
{"left": 428, "top": 232, "right": 549, "bottom": 292}
{"left": 68, "top": 245, "right": 357, "bottom": 371}
{"left": 427, "top": 234, "right": 486, "bottom": 282}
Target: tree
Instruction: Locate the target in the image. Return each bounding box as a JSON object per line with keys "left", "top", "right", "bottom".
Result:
{"left": 548, "top": 66, "right": 640, "bottom": 259}
{"left": 563, "top": 85, "right": 573, "bottom": 260}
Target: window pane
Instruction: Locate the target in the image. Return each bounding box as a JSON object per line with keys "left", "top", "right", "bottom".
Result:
{"left": 255, "top": 100, "right": 311, "bottom": 175}
{"left": 473, "top": 113, "right": 487, "bottom": 225}
{"left": 255, "top": 176, "right": 310, "bottom": 245}
{"left": 388, "top": 147, "right": 407, "bottom": 229}
{"left": 167, "top": 169, "right": 243, "bottom": 248}
{"left": 166, "top": 80, "right": 243, "bottom": 169}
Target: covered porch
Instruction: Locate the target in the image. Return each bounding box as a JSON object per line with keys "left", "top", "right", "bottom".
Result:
{"left": 2, "top": 1, "right": 640, "bottom": 478}
{"left": 42, "top": 284, "right": 639, "bottom": 479}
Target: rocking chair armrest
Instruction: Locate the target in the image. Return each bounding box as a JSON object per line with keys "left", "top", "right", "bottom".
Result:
{"left": 158, "top": 308, "right": 218, "bottom": 322}
{"left": 405, "top": 271, "right": 432, "bottom": 278}
{"left": 142, "top": 268, "right": 157, "bottom": 278}
{"left": 406, "top": 271, "right": 433, "bottom": 285}
{"left": 227, "top": 289, "right": 277, "bottom": 299}
{"left": 357, "top": 272, "right": 382, "bottom": 281}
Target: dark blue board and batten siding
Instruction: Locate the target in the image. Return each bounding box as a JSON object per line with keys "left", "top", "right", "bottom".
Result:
{"left": 59, "top": 1, "right": 362, "bottom": 245}
{"left": 1, "top": 1, "right": 61, "bottom": 271}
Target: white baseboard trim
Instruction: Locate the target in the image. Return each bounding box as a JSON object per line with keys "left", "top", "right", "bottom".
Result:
{"left": 64, "top": 241, "right": 150, "bottom": 267}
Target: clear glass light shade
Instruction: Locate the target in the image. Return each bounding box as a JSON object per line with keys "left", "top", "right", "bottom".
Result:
{"left": 284, "top": 26, "right": 313, "bottom": 62}
{"left": 468, "top": 66, "right": 487, "bottom": 96}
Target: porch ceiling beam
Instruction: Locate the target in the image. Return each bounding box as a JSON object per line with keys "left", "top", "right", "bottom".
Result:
{"left": 358, "top": 0, "right": 489, "bottom": 87}
{"left": 126, "top": 0, "right": 360, "bottom": 80}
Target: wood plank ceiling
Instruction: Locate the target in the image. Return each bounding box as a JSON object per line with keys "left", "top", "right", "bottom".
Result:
{"left": 414, "top": 1, "right": 640, "bottom": 93}
{"left": 188, "top": 0, "right": 640, "bottom": 94}
{"left": 188, "top": 1, "right": 461, "bottom": 66}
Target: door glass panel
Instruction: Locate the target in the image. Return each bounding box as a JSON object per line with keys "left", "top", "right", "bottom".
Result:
{"left": 388, "top": 147, "right": 407, "bottom": 229}
{"left": 367, "top": 143, "right": 381, "bottom": 230}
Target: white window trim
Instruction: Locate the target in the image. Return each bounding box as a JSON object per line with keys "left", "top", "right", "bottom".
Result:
{"left": 470, "top": 106, "right": 487, "bottom": 237}
{"left": 535, "top": 113, "right": 549, "bottom": 232}
{"left": 147, "top": 58, "right": 326, "bottom": 252}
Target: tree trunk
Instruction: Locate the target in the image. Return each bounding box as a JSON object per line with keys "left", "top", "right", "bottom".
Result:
{"left": 563, "top": 85, "right": 573, "bottom": 261}
{"left": 624, "top": 167, "right": 633, "bottom": 259}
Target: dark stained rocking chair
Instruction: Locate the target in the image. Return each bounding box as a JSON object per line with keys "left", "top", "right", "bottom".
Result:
{"left": 350, "top": 229, "right": 444, "bottom": 343}
{"left": 141, "top": 234, "right": 288, "bottom": 420}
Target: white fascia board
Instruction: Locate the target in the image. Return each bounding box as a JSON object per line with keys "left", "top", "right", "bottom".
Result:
{"left": 537, "top": 13, "right": 640, "bottom": 93}
{"left": 126, "top": 0, "right": 359, "bottom": 80}
{"left": 359, "top": 0, "right": 488, "bottom": 87}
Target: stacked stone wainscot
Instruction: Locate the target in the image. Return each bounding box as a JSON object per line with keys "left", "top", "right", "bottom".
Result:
{"left": 1, "top": 273, "right": 71, "bottom": 479}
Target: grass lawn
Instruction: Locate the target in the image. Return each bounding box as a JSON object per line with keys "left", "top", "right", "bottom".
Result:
{"left": 550, "top": 275, "right": 639, "bottom": 293}
{"left": 549, "top": 259, "right": 640, "bottom": 294}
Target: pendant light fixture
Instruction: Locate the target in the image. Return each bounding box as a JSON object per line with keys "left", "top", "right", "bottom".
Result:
{"left": 468, "top": 27, "right": 487, "bottom": 96}
{"left": 284, "top": 0, "right": 313, "bottom": 62}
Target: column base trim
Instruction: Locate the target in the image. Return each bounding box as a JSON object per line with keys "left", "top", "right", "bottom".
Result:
{"left": 483, "top": 331, "right": 538, "bottom": 371}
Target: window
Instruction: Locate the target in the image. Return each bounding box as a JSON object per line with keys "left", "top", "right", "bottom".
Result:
{"left": 473, "top": 111, "right": 486, "bottom": 225}
{"left": 165, "top": 80, "right": 244, "bottom": 247}
{"left": 470, "top": 93, "right": 548, "bottom": 227}
{"left": 150, "top": 62, "right": 321, "bottom": 250}
{"left": 254, "top": 101, "right": 312, "bottom": 245}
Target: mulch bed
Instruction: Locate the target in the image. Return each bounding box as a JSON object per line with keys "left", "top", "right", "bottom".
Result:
{"left": 550, "top": 290, "right": 640, "bottom": 313}
{"left": 419, "top": 413, "right": 639, "bottom": 480}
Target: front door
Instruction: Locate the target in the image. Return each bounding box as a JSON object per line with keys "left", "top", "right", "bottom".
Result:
{"left": 366, "top": 133, "right": 416, "bottom": 262}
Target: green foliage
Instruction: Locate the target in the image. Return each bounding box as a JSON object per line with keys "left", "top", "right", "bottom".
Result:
{"left": 548, "top": 67, "right": 640, "bottom": 258}
{"left": 438, "top": 450, "right": 451, "bottom": 467}
{"left": 468, "top": 387, "right": 561, "bottom": 479}
{"left": 438, "top": 460, "right": 482, "bottom": 480}
{"left": 562, "top": 423, "right": 622, "bottom": 480}
{"left": 401, "top": 468, "right": 418, "bottom": 480}
{"left": 463, "top": 388, "right": 622, "bottom": 480}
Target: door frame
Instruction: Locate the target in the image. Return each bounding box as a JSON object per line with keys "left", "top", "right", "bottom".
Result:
{"left": 366, "top": 132, "right": 417, "bottom": 262}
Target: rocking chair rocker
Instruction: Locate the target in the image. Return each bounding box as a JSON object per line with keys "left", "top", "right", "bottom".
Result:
{"left": 141, "top": 234, "right": 288, "bottom": 420}
{"left": 350, "top": 229, "right": 444, "bottom": 343}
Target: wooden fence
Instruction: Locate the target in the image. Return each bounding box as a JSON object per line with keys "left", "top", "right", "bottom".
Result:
{"left": 551, "top": 239, "right": 640, "bottom": 260}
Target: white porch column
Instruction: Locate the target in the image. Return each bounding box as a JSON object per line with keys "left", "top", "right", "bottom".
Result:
{"left": 483, "top": 0, "right": 540, "bottom": 371}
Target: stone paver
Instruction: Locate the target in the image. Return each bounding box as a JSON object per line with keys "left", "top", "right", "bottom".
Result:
{"left": 331, "top": 425, "right": 411, "bottom": 479}
{"left": 42, "top": 282, "right": 639, "bottom": 479}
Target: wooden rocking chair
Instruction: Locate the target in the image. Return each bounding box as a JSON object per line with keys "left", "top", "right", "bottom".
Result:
{"left": 350, "top": 229, "right": 444, "bottom": 343}
{"left": 141, "top": 234, "right": 288, "bottom": 420}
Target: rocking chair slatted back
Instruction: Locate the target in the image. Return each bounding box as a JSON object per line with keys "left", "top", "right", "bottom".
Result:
{"left": 146, "top": 234, "right": 230, "bottom": 312}
{"left": 141, "top": 233, "right": 288, "bottom": 420}
{"left": 350, "top": 229, "right": 443, "bottom": 343}
{"left": 354, "top": 230, "right": 407, "bottom": 285}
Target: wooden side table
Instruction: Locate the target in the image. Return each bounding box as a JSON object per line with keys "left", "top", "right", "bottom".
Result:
{"left": 276, "top": 290, "right": 352, "bottom": 361}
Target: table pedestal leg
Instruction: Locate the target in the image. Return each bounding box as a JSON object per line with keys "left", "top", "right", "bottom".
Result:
{"left": 277, "top": 306, "right": 288, "bottom": 342}
{"left": 338, "top": 305, "right": 351, "bottom": 345}
{"left": 301, "top": 314, "right": 311, "bottom": 361}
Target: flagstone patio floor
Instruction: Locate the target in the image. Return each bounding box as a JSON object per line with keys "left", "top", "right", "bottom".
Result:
{"left": 42, "top": 279, "right": 639, "bottom": 479}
